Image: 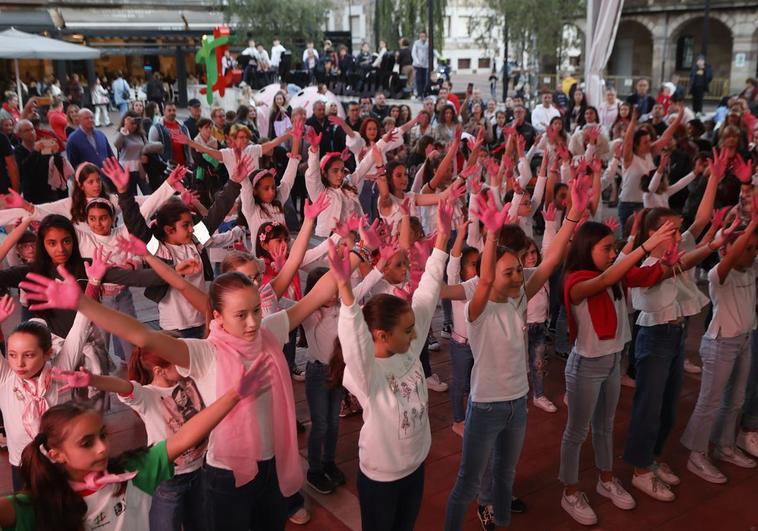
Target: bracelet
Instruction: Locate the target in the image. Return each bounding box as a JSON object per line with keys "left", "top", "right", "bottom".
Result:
{"left": 565, "top": 216, "right": 579, "bottom": 223}
{"left": 640, "top": 243, "right": 649, "bottom": 255}
{"left": 89, "top": 278, "right": 101, "bottom": 286}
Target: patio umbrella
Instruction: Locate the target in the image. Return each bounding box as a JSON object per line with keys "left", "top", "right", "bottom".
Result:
{"left": 0, "top": 28, "right": 101, "bottom": 106}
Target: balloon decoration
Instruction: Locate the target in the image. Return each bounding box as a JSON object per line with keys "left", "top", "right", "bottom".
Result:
{"left": 195, "top": 26, "right": 236, "bottom": 104}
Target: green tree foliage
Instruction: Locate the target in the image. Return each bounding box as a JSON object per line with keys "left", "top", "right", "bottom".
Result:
{"left": 224, "top": 0, "right": 333, "bottom": 48}
{"left": 375, "top": 0, "right": 446, "bottom": 50}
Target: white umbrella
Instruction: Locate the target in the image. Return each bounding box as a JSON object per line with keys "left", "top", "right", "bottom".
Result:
{"left": 288, "top": 86, "right": 345, "bottom": 119}
{"left": 0, "top": 28, "right": 101, "bottom": 106}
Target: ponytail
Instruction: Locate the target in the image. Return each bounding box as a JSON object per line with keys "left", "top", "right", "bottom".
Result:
{"left": 128, "top": 345, "right": 174, "bottom": 385}
{"left": 327, "top": 337, "right": 346, "bottom": 389}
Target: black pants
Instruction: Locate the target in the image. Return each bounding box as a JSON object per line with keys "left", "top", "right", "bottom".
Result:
{"left": 11, "top": 465, "right": 23, "bottom": 491}
{"left": 357, "top": 463, "right": 425, "bottom": 531}
{"left": 204, "top": 460, "right": 287, "bottom": 531}
{"left": 691, "top": 88, "right": 705, "bottom": 114}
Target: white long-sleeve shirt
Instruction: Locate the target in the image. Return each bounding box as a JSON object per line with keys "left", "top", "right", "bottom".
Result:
{"left": 240, "top": 155, "right": 298, "bottom": 244}
{"left": 339, "top": 248, "right": 447, "bottom": 481}
{"left": 531, "top": 105, "right": 561, "bottom": 133}
{"left": 642, "top": 171, "right": 697, "bottom": 208}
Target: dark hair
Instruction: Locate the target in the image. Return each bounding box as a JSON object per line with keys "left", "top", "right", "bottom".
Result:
{"left": 497, "top": 224, "right": 529, "bottom": 252}
{"left": 118, "top": 110, "right": 145, "bottom": 138}
{"left": 17, "top": 229, "right": 37, "bottom": 246}
{"left": 634, "top": 207, "right": 677, "bottom": 251}
{"left": 385, "top": 161, "right": 407, "bottom": 195}
{"left": 10, "top": 320, "right": 53, "bottom": 353}
{"left": 362, "top": 294, "right": 411, "bottom": 332}
{"left": 255, "top": 222, "right": 290, "bottom": 262}
{"left": 33, "top": 215, "right": 85, "bottom": 279}
{"left": 209, "top": 271, "right": 255, "bottom": 312}
{"left": 584, "top": 106, "right": 599, "bottom": 124}
{"left": 145, "top": 101, "right": 159, "bottom": 120}
{"left": 154, "top": 198, "right": 192, "bottom": 241}
{"left": 252, "top": 173, "right": 284, "bottom": 217}
{"left": 128, "top": 331, "right": 180, "bottom": 384}
{"left": 220, "top": 250, "right": 257, "bottom": 274}
{"left": 21, "top": 404, "right": 90, "bottom": 531}
{"left": 632, "top": 127, "right": 651, "bottom": 153}
{"left": 71, "top": 163, "right": 107, "bottom": 223}
{"left": 524, "top": 237, "right": 542, "bottom": 266}
{"left": 564, "top": 221, "right": 622, "bottom": 300}
{"left": 197, "top": 117, "right": 212, "bottom": 130}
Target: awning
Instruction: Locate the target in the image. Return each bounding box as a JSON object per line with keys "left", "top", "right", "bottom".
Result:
{"left": 57, "top": 8, "right": 228, "bottom": 35}
{"left": 0, "top": 9, "right": 55, "bottom": 32}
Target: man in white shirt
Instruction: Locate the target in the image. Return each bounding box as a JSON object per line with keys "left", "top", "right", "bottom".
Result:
{"left": 412, "top": 31, "right": 429, "bottom": 98}
{"left": 270, "top": 38, "right": 286, "bottom": 69}
{"left": 531, "top": 91, "right": 561, "bottom": 133}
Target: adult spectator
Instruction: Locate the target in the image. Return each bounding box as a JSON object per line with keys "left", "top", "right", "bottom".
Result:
{"left": 13, "top": 119, "right": 70, "bottom": 204}
{"left": 511, "top": 104, "right": 536, "bottom": 149}
{"left": 598, "top": 88, "right": 620, "bottom": 131}
{"left": 531, "top": 91, "right": 561, "bottom": 133}
{"left": 270, "top": 38, "right": 286, "bottom": 72}
{"left": 688, "top": 54, "right": 713, "bottom": 115}
{"left": 221, "top": 49, "right": 237, "bottom": 77}
{"left": 0, "top": 128, "right": 19, "bottom": 193}
{"left": 305, "top": 100, "right": 339, "bottom": 156}
{"left": 65, "top": 74, "right": 83, "bottom": 107}
{"left": 565, "top": 88, "right": 587, "bottom": 133}
{"left": 358, "top": 96, "right": 372, "bottom": 119}
{"left": 115, "top": 110, "right": 154, "bottom": 195}
{"left": 184, "top": 98, "right": 203, "bottom": 139}
{"left": 303, "top": 41, "right": 319, "bottom": 72}
{"left": 738, "top": 78, "right": 758, "bottom": 115}
{"left": 666, "top": 93, "right": 695, "bottom": 125}
{"left": 91, "top": 78, "right": 112, "bottom": 127}
{"left": 1, "top": 93, "right": 21, "bottom": 123}
{"left": 148, "top": 101, "right": 190, "bottom": 166}
{"left": 65, "top": 103, "right": 80, "bottom": 138}
{"left": 626, "top": 78, "right": 656, "bottom": 117}
{"left": 397, "top": 38, "right": 414, "bottom": 91}
{"left": 441, "top": 83, "right": 461, "bottom": 114}
{"left": 65, "top": 108, "right": 114, "bottom": 170}
{"left": 112, "top": 71, "right": 131, "bottom": 118}
{"left": 345, "top": 101, "right": 363, "bottom": 131}
{"left": 46, "top": 97, "right": 69, "bottom": 142}
{"left": 646, "top": 103, "right": 668, "bottom": 137}
{"left": 210, "top": 106, "right": 226, "bottom": 145}
{"left": 412, "top": 31, "right": 429, "bottom": 98}
{"left": 337, "top": 46, "right": 356, "bottom": 89}
{"left": 371, "top": 92, "right": 389, "bottom": 121}
{"left": 146, "top": 72, "right": 166, "bottom": 113}
{"left": 240, "top": 39, "right": 260, "bottom": 86}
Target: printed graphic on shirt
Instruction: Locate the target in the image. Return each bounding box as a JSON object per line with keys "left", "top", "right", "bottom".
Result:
{"left": 386, "top": 366, "right": 427, "bottom": 440}
{"left": 160, "top": 378, "right": 206, "bottom": 467}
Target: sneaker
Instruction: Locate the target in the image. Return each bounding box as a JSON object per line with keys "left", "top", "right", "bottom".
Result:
{"left": 687, "top": 452, "right": 727, "bottom": 484}
{"left": 683, "top": 359, "right": 702, "bottom": 374}
{"left": 713, "top": 446, "right": 757, "bottom": 469}
{"left": 323, "top": 461, "right": 347, "bottom": 486}
{"left": 561, "top": 490, "right": 597, "bottom": 526}
{"left": 737, "top": 430, "right": 758, "bottom": 458}
{"left": 653, "top": 461, "right": 680, "bottom": 486}
{"left": 291, "top": 366, "right": 306, "bottom": 382}
{"left": 288, "top": 507, "right": 311, "bottom": 525}
{"left": 452, "top": 421, "right": 465, "bottom": 437}
{"left": 631, "top": 471, "right": 676, "bottom": 501}
{"left": 511, "top": 496, "right": 527, "bottom": 513}
{"left": 476, "top": 504, "right": 495, "bottom": 531}
{"left": 596, "top": 477, "right": 636, "bottom": 510}
{"left": 307, "top": 471, "right": 336, "bottom": 494}
{"left": 440, "top": 324, "right": 452, "bottom": 339}
{"left": 533, "top": 395, "right": 558, "bottom": 413}
{"left": 426, "top": 374, "right": 448, "bottom": 392}
{"left": 620, "top": 374, "right": 637, "bottom": 388}
{"left": 427, "top": 333, "right": 440, "bottom": 351}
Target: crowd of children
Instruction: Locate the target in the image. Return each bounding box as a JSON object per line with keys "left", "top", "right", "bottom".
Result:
{"left": 0, "top": 92, "right": 755, "bottom": 531}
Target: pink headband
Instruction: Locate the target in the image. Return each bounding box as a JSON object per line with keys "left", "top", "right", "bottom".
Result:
{"left": 319, "top": 152, "right": 343, "bottom": 174}
{"left": 252, "top": 168, "right": 276, "bottom": 187}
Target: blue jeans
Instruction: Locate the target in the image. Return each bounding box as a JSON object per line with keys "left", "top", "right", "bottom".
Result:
{"left": 149, "top": 468, "right": 206, "bottom": 531}
{"left": 743, "top": 330, "right": 758, "bottom": 431}
{"left": 527, "top": 323, "right": 548, "bottom": 398}
{"left": 623, "top": 323, "right": 684, "bottom": 468}
{"left": 681, "top": 334, "right": 751, "bottom": 451}
{"left": 560, "top": 351, "right": 621, "bottom": 485}
{"left": 357, "top": 463, "right": 425, "bottom": 531}
{"left": 129, "top": 171, "right": 153, "bottom": 196}
{"left": 445, "top": 396, "right": 528, "bottom": 529}
{"left": 283, "top": 329, "right": 298, "bottom": 372}
{"left": 204, "top": 460, "right": 287, "bottom": 531}
{"left": 449, "top": 340, "right": 474, "bottom": 423}
{"left": 305, "top": 361, "right": 344, "bottom": 473}
{"left": 618, "top": 201, "right": 643, "bottom": 230}
{"left": 117, "top": 101, "right": 128, "bottom": 116}
{"left": 101, "top": 288, "right": 137, "bottom": 360}
{"left": 414, "top": 67, "right": 428, "bottom": 97}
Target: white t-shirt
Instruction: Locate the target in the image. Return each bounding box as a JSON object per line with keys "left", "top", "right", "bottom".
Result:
{"left": 220, "top": 144, "right": 262, "bottom": 179}
{"left": 118, "top": 379, "right": 207, "bottom": 474}
{"left": 620, "top": 153, "right": 655, "bottom": 203}
{"left": 155, "top": 242, "right": 206, "bottom": 330}
{"left": 704, "top": 261, "right": 758, "bottom": 339}
{"left": 570, "top": 287, "right": 631, "bottom": 358}
{"left": 446, "top": 256, "right": 479, "bottom": 341}
{"left": 466, "top": 292, "right": 529, "bottom": 403}
{"left": 176, "top": 311, "right": 290, "bottom": 469}
{"left": 631, "top": 256, "right": 683, "bottom": 326}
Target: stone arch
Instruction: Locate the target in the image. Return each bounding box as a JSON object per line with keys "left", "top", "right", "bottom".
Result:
{"left": 607, "top": 19, "right": 653, "bottom": 93}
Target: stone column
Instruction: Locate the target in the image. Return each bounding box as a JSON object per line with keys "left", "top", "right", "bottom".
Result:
{"left": 176, "top": 47, "right": 188, "bottom": 108}
{"left": 729, "top": 16, "right": 758, "bottom": 94}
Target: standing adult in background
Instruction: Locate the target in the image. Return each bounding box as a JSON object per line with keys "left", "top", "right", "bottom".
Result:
{"left": 91, "top": 77, "right": 113, "bottom": 128}
{"left": 65, "top": 108, "right": 114, "bottom": 171}
{"left": 14, "top": 119, "right": 71, "bottom": 204}
{"left": 412, "top": 31, "right": 429, "bottom": 98}
{"left": 0, "top": 127, "right": 19, "bottom": 193}
{"left": 531, "top": 91, "right": 561, "bottom": 133}
{"left": 689, "top": 54, "right": 713, "bottom": 115}
{"left": 397, "top": 38, "right": 414, "bottom": 92}
{"left": 184, "top": 98, "right": 203, "bottom": 139}
{"left": 148, "top": 101, "right": 190, "bottom": 167}
{"left": 626, "top": 79, "right": 656, "bottom": 117}
{"left": 146, "top": 72, "right": 166, "bottom": 113}
{"left": 598, "top": 88, "right": 620, "bottom": 131}
{"left": 271, "top": 38, "right": 286, "bottom": 76}
{"left": 65, "top": 74, "right": 83, "bottom": 107}
{"left": 46, "top": 97, "right": 69, "bottom": 142}
{"left": 112, "top": 71, "right": 131, "bottom": 118}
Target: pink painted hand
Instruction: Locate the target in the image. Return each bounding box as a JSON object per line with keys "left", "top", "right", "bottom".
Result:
{"left": 180, "top": 189, "right": 200, "bottom": 208}
{"left": 268, "top": 240, "right": 288, "bottom": 273}
{"left": 569, "top": 174, "right": 593, "bottom": 213}
{"left": 175, "top": 258, "right": 202, "bottom": 276}
{"left": 2, "top": 189, "right": 25, "bottom": 209}
{"left": 446, "top": 180, "right": 466, "bottom": 201}
{"left": 382, "top": 128, "right": 398, "bottom": 145}
{"left": 707, "top": 147, "right": 729, "bottom": 182}
{"left": 590, "top": 157, "right": 602, "bottom": 175}
{"left": 304, "top": 193, "right": 331, "bottom": 220}
{"left": 102, "top": 156, "right": 130, "bottom": 193}
{"left": 733, "top": 154, "right": 753, "bottom": 184}
{"left": 50, "top": 367, "right": 91, "bottom": 393}
{"left": 392, "top": 286, "right": 412, "bottom": 302}
{"left": 332, "top": 220, "right": 351, "bottom": 239}
{"left": 84, "top": 246, "right": 112, "bottom": 283}
{"left": 168, "top": 128, "right": 189, "bottom": 145}
{"left": 232, "top": 152, "right": 255, "bottom": 183}
{"left": 346, "top": 213, "right": 367, "bottom": 232}
{"left": 167, "top": 165, "right": 189, "bottom": 192}
{"left": 660, "top": 239, "right": 684, "bottom": 268}
{"left": 327, "top": 115, "right": 345, "bottom": 128}
{"left": 398, "top": 196, "right": 412, "bottom": 216}
{"left": 584, "top": 126, "right": 600, "bottom": 144}
{"left": 484, "top": 157, "right": 499, "bottom": 178}
{"left": 378, "top": 242, "right": 400, "bottom": 266}
{"left": 237, "top": 355, "right": 272, "bottom": 398}
{"left": 116, "top": 234, "right": 148, "bottom": 257}
{"left": 437, "top": 198, "right": 454, "bottom": 237}
{"left": 556, "top": 143, "right": 570, "bottom": 162}
{"left": 603, "top": 216, "right": 621, "bottom": 233}
{"left": 327, "top": 239, "right": 351, "bottom": 285}
{"left": 722, "top": 211, "right": 741, "bottom": 237}
{"left": 542, "top": 202, "right": 556, "bottom": 222}
{"left": 359, "top": 219, "right": 382, "bottom": 250}
{"left": 304, "top": 127, "right": 322, "bottom": 151}
{"left": 470, "top": 175, "right": 483, "bottom": 195}
{"left": 291, "top": 116, "right": 305, "bottom": 142}
{"left": 471, "top": 194, "right": 510, "bottom": 232}
{"left": 711, "top": 206, "right": 730, "bottom": 231}
{"left": 459, "top": 162, "right": 481, "bottom": 181}
{"left": 20, "top": 265, "right": 82, "bottom": 311}
{"left": 0, "top": 294, "right": 15, "bottom": 324}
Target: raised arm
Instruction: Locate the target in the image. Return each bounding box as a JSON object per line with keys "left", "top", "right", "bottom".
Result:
{"left": 0, "top": 216, "right": 33, "bottom": 263}
{"left": 651, "top": 110, "right": 684, "bottom": 154}
{"left": 622, "top": 108, "right": 637, "bottom": 167}
{"left": 716, "top": 211, "right": 758, "bottom": 284}
{"left": 171, "top": 129, "right": 222, "bottom": 161}
{"left": 688, "top": 157, "right": 720, "bottom": 240}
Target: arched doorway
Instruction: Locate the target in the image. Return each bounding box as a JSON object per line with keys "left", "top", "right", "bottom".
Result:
{"left": 608, "top": 20, "right": 653, "bottom": 89}
{"left": 668, "top": 16, "right": 733, "bottom": 97}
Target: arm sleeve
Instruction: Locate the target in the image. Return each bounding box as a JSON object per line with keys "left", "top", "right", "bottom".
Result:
{"left": 301, "top": 233, "right": 341, "bottom": 271}
{"left": 338, "top": 301, "right": 377, "bottom": 398}
{"left": 351, "top": 267, "right": 384, "bottom": 302}
{"left": 32, "top": 197, "right": 71, "bottom": 219}
{"left": 203, "top": 180, "right": 242, "bottom": 235}
{"left": 117, "top": 191, "right": 153, "bottom": 243}
{"left": 647, "top": 171, "right": 663, "bottom": 194}
{"left": 408, "top": 248, "right": 447, "bottom": 358}
{"left": 135, "top": 179, "right": 176, "bottom": 220}
{"left": 126, "top": 441, "right": 175, "bottom": 496}
{"left": 530, "top": 175, "right": 547, "bottom": 215}
{"left": 305, "top": 149, "right": 325, "bottom": 200}
{"left": 541, "top": 218, "right": 558, "bottom": 255}
{"left": 102, "top": 267, "right": 166, "bottom": 287}
{"left": 516, "top": 156, "right": 532, "bottom": 189}
{"left": 447, "top": 255, "right": 462, "bottom": 285}
{"left": 276, "top": 155, "right": 299, "bottom": 204}
{"left": 601, "top": 158, "right": 619, "bottom": 191}
{"left": 411, "top": 162, "right": 426, "bottom": 193}
{"left": 116, "top": 381, "right": 148, "bottom": 413}
{"left": 666, "top": 171, "right": 697, "bottom": 196}
{"left": 53, "top": 311, "right": 91, "bottom": 371}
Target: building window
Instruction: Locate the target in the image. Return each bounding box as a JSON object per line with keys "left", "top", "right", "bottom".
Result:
{"left": 676, "top": 35, "right": 694, "bottom": 70}
{"left": 478, "top": 57, "right": 490, "bottom": 69}
{"left": 458, "top": 58, "right": 471, "bottom": 70}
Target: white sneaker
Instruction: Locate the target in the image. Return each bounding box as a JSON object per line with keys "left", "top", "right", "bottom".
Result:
{"left": 561, "top": 490, "right": 597, "bottom": 526}
{"left": 687, "top": 451, "right": 727, "bottom": 483}
{"left": 653, "top": 461, "right": 680, "bottom": 486}
{"left": 596, "top": 477, "right": 636, "bottom": 510}
{"left": 736, "top": 430, "right": 758, "bottom": 458}
{"left": 426, "top": 374, "right": 448, "bottom": 392}
{"left": 533, "top": 395, "right": 558, "bottom": 413}
{"left": 683, "top": 359, "right": 702, "bottom": 374}
{"left": 288, "top": 507, "right": 311, "bottom": 525}
{"left": 632, "top": 471, "right": 676, "bottom": 501}
{"left": 713, "top": 446, "right": 757, "bottom": 469}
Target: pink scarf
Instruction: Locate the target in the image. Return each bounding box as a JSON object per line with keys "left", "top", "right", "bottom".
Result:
{"left": 208, "top": 320, "right": 302, "bottom": 492}
{"left": 17, "top": 365, "right": 53, "bottom": 438}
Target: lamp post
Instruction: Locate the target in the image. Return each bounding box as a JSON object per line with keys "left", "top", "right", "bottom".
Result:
{"left": 427, "top": 0, "right": 434, "bottom": 94}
